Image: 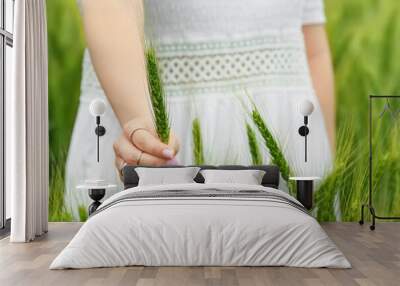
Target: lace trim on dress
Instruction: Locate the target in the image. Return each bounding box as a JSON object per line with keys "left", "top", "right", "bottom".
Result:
{"left": 155, "top": 32, "right": 311, "bottom": 95}
{"left": 80, "top": 32, "right": 312, "bottom": 99}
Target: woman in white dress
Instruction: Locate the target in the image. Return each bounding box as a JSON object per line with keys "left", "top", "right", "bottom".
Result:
{"left": 66, "top": 0, "right": 335, "bottom": 218}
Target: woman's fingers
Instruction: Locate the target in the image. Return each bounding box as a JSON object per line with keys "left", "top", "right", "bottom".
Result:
{"left": 115, "top": 155, "right": 125, "bottom": 181}
{"left": 118, "top": 118, "right": 180, "bottom": 168}
{"left": 130, "top": 129, "right": 175, "bottom": 160}
{"left": 123, "top": 119, "right": 174, "bottom": 160}
{"left": 168, "top": 132, "right": 180, "bottom": 155}
{"left": 137, "top": 152, "right": 170, "bottom": 166}
{"left": 113, "top": 136, "right": 140, "bottom": 164}
{"left": 114, "top": 154, "right": 126, "bottom": 170}
{"left": 113, "top": 135, "right": 168, "bottom": 166}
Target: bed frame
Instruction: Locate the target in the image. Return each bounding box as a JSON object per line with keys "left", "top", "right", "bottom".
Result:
{"left": 122, "top": 165, "right": 280, "bottom": 189}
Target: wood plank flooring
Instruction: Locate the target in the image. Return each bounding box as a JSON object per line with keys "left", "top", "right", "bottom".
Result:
{"left": 0, "top": 222, "right": 399, "bottom": 286}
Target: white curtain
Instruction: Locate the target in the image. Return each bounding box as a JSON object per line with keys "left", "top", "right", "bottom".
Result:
{"left": 7, "top": 0, "right": 49, "bottom": 242}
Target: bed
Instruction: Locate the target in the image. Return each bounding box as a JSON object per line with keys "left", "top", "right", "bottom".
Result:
{"left": 50, "top": 165, "right": 350, "bottom": 269}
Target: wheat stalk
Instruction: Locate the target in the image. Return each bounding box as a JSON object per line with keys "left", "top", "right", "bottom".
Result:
{"left": 145, "top": 47, "right": 170, "bottom": 143}
{"left": 252, "top": 107, "right": 293, "bottom": 193}
{"left": 246, "top": 123, "right": 262, "bottom": 165}
{"left": 192, "top": 118, "right": 205, "bottom": 165}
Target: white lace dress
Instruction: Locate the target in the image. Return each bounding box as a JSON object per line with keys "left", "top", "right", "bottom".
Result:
{"left": 66, "top": 0, "right": 331, "bottom": 218}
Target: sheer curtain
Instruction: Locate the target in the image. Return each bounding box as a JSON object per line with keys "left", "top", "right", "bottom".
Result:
{"left": 7, "top": 0, "right": 48, "bottom": 242}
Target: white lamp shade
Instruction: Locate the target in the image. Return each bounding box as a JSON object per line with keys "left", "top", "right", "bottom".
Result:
{"left": 299, "top": 99, "right": 314, "bottom": 116}
{"left": 89, "top": 99, "right": 106, "bottom": 116}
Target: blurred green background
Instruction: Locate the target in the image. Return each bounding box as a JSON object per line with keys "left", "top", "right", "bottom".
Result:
{"left": 47, "top": 0, "right": 400, "bottom": 221}
{"left": 47, "top": 0, "right": 84, "bottom": 221}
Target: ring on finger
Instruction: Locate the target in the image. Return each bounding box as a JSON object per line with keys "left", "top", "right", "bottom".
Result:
{"left": 129, "top": 127, "right": 149, "bottom": 143}
{"left": 136, "top": 151, "right": 144, "bottom": 165}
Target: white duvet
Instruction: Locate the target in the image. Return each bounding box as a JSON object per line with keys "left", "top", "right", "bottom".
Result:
{"left": 50, "top": 183, "right": 350, "bottom": 269}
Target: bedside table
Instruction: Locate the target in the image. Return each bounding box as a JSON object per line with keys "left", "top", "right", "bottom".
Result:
{"left": 77, "top": 180, "right": 117, "bottom": 215}
{"left": 289, "top": 177, "right": 320, "bottom": 210}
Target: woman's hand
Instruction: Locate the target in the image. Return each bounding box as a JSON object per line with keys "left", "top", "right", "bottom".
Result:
{"left": 113, "top": 118, "right": 180, "bottom": 176}
{"left": 82, "top": 1, "right": 179, "bottom": 176}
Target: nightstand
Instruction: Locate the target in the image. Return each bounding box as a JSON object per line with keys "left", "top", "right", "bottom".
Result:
{"left": 77, "top": 180, "right": 117, "bottom": 215}
{"left": 289, "top": 177, "right": 320, "bottom": 210}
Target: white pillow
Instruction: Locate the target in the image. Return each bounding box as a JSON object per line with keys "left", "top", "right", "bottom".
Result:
{"left": 135, "top": 167, "right": 201, "bottom": 186}
{"left": 200, "top": 169, "right": 266, "bottom": 185}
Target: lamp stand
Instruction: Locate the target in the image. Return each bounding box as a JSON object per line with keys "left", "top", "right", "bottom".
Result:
{"left": 94, "top": 116, "right": 106, "bottom": 162}
{"left": 298, "top": 116, "right": 310, "bottom": 162}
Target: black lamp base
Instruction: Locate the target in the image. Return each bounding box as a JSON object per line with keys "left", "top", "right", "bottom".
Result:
{"left": 88, "top": 188, "right": 106, "bottom": 215}
{"left": 296, "top": 180, "right": 313, "bottom": 210}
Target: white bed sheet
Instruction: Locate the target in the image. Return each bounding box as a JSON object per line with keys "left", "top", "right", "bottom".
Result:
{"left": 50, "top": 183, "right": 350, "bottom": 269}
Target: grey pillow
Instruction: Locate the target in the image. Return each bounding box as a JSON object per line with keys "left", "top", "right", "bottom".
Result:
{"left": 200, "top": 169, "right": 266, "bottom": 185}
{"left": 136, "top": 167, "right": 201, "bottom": 186}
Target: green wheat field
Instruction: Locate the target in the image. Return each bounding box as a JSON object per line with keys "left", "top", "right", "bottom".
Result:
{"left": 47, "top": 0, "right": 400, "bottom": 222}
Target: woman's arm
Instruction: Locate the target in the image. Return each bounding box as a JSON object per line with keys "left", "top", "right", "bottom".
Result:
{"left": 303, "top": 25, "right": 335, "bottom": 152}
{"left": 82, "top": 0, "right": 178, "bottom": 168}
{"left": 82, "top": 0, "right": 148, "bottom": 125}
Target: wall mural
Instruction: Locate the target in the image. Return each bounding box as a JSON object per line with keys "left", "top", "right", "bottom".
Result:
{"left": 47, "top": 0, "right": 400, "bottom": 222}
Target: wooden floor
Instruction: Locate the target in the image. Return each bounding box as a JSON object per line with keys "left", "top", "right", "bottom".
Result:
{"left": 0, "top": 223, "right": 399, "bottom": 286}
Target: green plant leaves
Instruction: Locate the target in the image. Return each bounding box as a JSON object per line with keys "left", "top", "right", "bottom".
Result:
{"left": 192, "top": 118, "right": 205, "bottom": 165}
{"left": 246, "top": 123, "right": 262, "bottom": 165}
{"left": 251, "top": 108, "right": 294, "bottom": 195}
{"left": 145, "top": 47, "right": 170, "bottom": 144}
